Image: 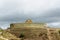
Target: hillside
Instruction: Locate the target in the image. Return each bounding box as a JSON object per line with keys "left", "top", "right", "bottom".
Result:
{"left": 0, "top": 28, "right": 60, "bottom": 40}
{"left": 0, "top": 29, "right": 20, "bottom": 40}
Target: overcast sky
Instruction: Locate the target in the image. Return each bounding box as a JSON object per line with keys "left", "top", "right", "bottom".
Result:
{"left": 0, "top": 0, "right": 60, "bottom": 29}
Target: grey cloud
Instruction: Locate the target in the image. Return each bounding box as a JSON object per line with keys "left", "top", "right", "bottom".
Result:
{"left": 0, "top": 8, "right": 60, "bottom": 23}
{"left": 0, "top": 0, "right": 60, "bottom": 29}
{"left": 29, "top": 8, "right": 60, "bottom": 23}
{"left": 44, "top": 8, "right": 60, "bottom": 17}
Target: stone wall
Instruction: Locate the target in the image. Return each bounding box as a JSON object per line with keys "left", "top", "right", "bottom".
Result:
{"left": 10, "top": 23, "right": 46, "bottom": 28}
{"left": 10, "top": 28, "right": 49, "bottom": 40}
{"left": 10, "top": 23, "right": 46, "bottom": 38}
{"left": 10, "top": 23, "right": 60, "bottom": 40}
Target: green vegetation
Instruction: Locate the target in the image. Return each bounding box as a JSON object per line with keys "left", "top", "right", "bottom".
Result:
{"left": 19, "top": 32, "right": 25, "bottom": 40}
{"left": 0, "top": 28, "right": 3, "bottom": 32}
{"left": 19, "top": 33, "right": 25, "bottom": 38}
{"left": 58, "top": 30, "right": 60, "bottom": 34}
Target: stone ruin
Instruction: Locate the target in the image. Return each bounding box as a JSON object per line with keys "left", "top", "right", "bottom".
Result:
{"left": 9, "top": 19, "right": 60, "bottom": 40}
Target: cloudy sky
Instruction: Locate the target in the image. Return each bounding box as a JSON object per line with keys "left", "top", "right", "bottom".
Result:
{"left": 0, "top": 0, "right": 60, "bottom": 29}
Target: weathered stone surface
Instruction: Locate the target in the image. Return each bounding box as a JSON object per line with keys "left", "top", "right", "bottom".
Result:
{"left": 9, "top": 19, "right": 60, "bottom": 40}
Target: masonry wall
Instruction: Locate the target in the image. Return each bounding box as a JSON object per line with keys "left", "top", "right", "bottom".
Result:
{"left": 10, "top": 23, "right": 46, "bottom": 38}
{"left": 10, "top": 23, "right": 60, "bottom": 40}
{"left": 10, "top": 28, "right": 49, "bottom": 40}
{"left": 10, "top": 23, "right": 46, "bottom": 28}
